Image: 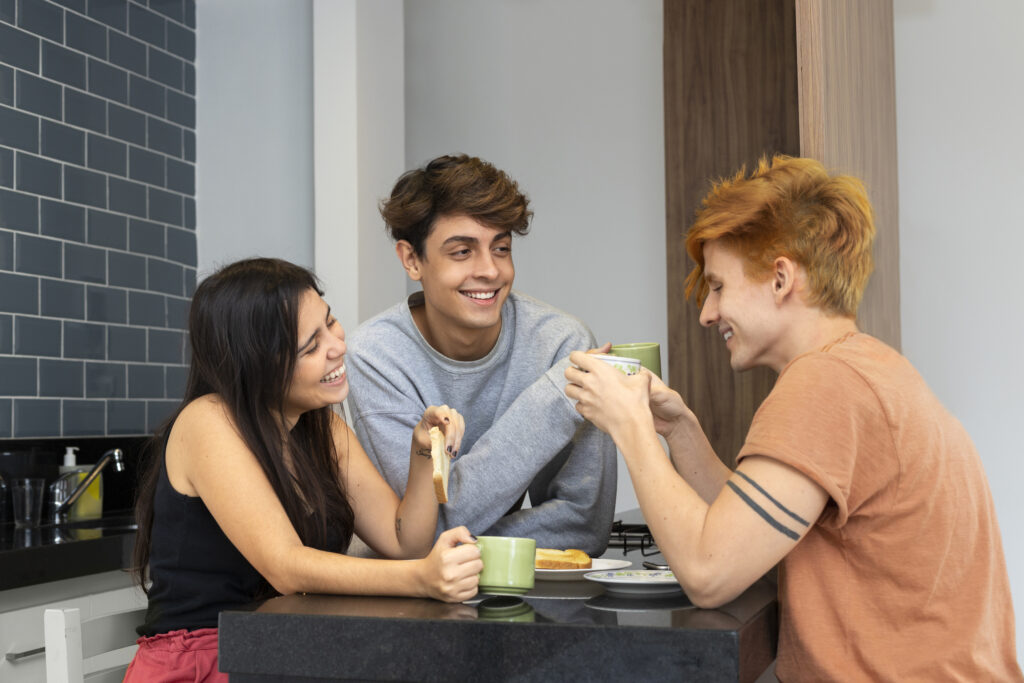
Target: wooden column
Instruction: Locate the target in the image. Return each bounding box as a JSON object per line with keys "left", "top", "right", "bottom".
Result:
{"left": 664, "top": 0, "right": 899, "bottom": 466}
{"left": 796, "top": 0, "right": 900, "bottom": 346}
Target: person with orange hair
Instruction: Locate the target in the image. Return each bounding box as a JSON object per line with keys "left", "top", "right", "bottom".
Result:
{"left": 565, "top": 156, "right": 1021, "bottom": 681}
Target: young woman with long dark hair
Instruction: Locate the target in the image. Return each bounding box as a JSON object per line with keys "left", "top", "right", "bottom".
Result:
{"left": 125, "top": 258, "right": 480, "bottom": 681}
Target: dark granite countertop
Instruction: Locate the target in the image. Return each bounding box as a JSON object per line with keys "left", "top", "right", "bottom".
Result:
{"left": 220, "top": 545, "right": 779, "bottom": 682}
{"left": 0, "top": 513, "right": 137, "bottom": 591}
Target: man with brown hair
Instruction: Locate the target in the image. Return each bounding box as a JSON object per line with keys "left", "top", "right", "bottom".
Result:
{"left": 346, "top": 154, "right": 616, "bottom": 554}
{"left": 566, "top": 156, "right": 1021, "bottom": 680}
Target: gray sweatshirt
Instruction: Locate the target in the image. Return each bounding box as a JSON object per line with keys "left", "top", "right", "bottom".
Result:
{"left": 346, "top": 290, "right": 616, "bottom": 555}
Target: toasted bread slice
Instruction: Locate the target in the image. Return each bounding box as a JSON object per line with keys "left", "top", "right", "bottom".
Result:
{"left": 429, "top": 426, "right": 449, "bottom": 503}
{"left": 535, "top": 548, "right": 592, "bottom": 570}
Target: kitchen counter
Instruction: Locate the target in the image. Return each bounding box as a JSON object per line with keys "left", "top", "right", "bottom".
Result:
{"left": 0, "top": 514, "right": 137, "bottom": 591}
{"left": 0, "top": 436, "right": 147, "bottom": 592}
{"left": 219, "top": 546, "right": 778, "bottom": 682}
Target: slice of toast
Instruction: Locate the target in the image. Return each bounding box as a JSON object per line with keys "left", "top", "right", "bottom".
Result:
{"left": 535, "top": 548, "right": 592, "bottom": 570}
{"left": 429, "top": 426, "right": 449, "bottom": 504}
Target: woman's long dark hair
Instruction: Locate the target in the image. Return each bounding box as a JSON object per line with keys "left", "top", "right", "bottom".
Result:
{"left": 132, "top": 258, "right": 355, "bottom": 593}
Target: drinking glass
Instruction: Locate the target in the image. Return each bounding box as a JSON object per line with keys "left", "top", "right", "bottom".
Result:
{"left": 12, "top": 478, "right": 45, "bottom": 528}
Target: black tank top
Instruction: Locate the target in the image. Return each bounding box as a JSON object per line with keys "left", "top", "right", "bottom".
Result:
{"left": 139, "top": 432, "right": 346, "bottom": 636}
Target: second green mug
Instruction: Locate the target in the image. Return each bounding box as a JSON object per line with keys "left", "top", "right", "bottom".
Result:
{"left": 610, "top": 342, "right": 661, "bottom": 378}
{"left": 476, "top": 536, "right": 536, "bottom": 595}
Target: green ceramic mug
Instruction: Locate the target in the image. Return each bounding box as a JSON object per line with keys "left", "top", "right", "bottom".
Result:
{"left": 476, "top": 536, "right": 536, "bottom": 595}
{"left": 610, "top": 343, "right": 662, "bottom": 378}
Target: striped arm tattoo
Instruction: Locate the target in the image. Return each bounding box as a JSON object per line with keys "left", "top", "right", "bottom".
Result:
{"left": 735, "top": 470, "right": 811, "bottom": 528}
{"left": 725, "top": 471, "right": 812, "bottom": 542}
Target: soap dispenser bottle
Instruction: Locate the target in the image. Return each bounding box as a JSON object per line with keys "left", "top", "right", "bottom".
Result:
{"left": 60, "top": 446, "right": 103, "bottom": 521}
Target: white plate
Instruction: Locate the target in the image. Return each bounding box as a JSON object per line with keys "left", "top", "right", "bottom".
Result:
{"left": 583, "top": 569, "right": 684, "bottom": 596}
{"left": 536, "top": 558, "right": 632, "bottom": 582}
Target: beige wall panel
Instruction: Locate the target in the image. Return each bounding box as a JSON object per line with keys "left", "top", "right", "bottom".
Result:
{"left": 797, "top": 0, "right": 901, "bottom": 347}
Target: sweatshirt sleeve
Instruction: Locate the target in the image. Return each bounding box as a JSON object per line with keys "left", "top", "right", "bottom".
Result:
{"left": 441, "top": 357, "right": 617, "bottom": 556}
{"left": 345, "top": 347, "right": 423, "bottom": 497}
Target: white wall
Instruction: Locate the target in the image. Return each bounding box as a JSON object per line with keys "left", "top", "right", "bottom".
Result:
{"left": 893, "top": 0, "right": 1024, "bottom": 658}
{"left": 404, "top": 0, "right": 667, "bottom": 513}
{"left": 197, "top": 0, "right": 405, "bottom": 325}
{"left": 312, "top": 0, "right": 407, "bottom": 327}
{"left": 196, "top": 0, "right": 314, "bottom": 278}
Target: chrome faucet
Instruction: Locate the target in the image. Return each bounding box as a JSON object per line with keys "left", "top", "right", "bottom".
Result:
{"left": 49, "top": 448, "right": 125, "bottom": 523}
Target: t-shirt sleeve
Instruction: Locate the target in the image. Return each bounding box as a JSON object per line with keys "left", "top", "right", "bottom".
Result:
{"left": 738, "top": 353, "right": 891, "bottom": 529}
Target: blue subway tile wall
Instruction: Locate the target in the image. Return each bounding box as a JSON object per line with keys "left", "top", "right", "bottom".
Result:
{"left": 107, "top": 324, "right": 145, "bottom": 361}
{"left": 18, "top": 71, "right": 62, "bottom": 119}
{"left": 66, "top": 13, "right": 107, "bottom": 60}
{"left": 1, "top": 65, "right": 14, "bottom": 106}
{"left": 0, "top": 232, "right": 12, "bottom": 269}
{"left": 1, "top": 0, "right": 195, "bottom": 437}
{"left": 51, "top": 0, "right": 85, "bottom": 15}
{"left": 0, "top": 315, "right": 13, "bottom": 353}
{"left": 0, "top": 398, "right": 11, "bottom": 437}
{"left": 42, "top": 120, "right": 86, "bottom": 164}
{"left": 1, "top": 187, "right": 40, "bottom": 231}
{"left": 62, "top": 397, "right": 104, "bottom": 435}
{"left": 15, "top": 314, "right": 62, "bottom": 355}
{"left": 41, "top": 278, "right": 84, "bottom": 317}
{"left": 39, "top": 358, "right": 84, "bottom": 396}
{"left": 0, "top": 147, "right": 13, "bottom": 185}
{"left": 108, "top": 250, "right": 145, "bottom": 288}
{"left": 17, "top": 152, "right": 62, "bottom": 197}
{"left": 20, "top": 0, "right": 64, "bottom": 43}
{"left": 87, "top": 208, "right": 127, "bottom": 249}
{"left": 42, "top": 41, "right": 87, "bottom": 89}
{"left": 107, "top": 398, "right": 144, "bottom": 434}
{"left": 15, "top": 398, "right": 60, "bottom": 437}
{"left": 41, "top": 197, "right": 85, "bottom": 240}
{"left": 16, "top": 233, "right": 62, "bottom": 276}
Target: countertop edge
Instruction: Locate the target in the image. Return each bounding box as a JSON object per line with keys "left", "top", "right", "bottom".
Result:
{"left": 0, "top": 528, "right": 136, "bottom": 592}
{"left": 219, "top": 609, "right": 762, "bottom": 682}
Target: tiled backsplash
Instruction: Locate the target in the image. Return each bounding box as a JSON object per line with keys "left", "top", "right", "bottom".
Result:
{"left": 1, "top": 0, "right": 196, "bottom": 438}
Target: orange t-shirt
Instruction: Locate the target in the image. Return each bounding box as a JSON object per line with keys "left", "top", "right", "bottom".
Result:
{"left": 739, "top": 333, "right": 1021, "bottom": 681}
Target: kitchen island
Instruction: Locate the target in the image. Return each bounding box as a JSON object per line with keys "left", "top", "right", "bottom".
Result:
{"left": 219, "top": 546, "right": 778, "bottom": 682}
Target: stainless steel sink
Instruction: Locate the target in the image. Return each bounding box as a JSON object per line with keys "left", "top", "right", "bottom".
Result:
{"left": 62, "top": 515, "right": 138, "bottom": 532}
{"left": 41, "top": 515, "right": 139, "bottom": 537}
{"left": 30, "top": 515, "right": 137, "bottom": 545}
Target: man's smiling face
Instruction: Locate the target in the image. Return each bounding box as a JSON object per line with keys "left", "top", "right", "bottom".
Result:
{"left": 401, "top": 214, "right": 514, "bottom": 359}
{"left": 699, "top": 240, "right": 783, "bottom": 372}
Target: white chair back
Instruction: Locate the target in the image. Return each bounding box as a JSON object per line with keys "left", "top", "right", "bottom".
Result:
{"left": 44, "top": 607, "right": 146, "bottom": 683}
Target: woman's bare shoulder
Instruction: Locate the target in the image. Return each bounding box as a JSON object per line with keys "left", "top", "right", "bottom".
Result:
{"left": 172, "top": 395, "right": 242, "bottom": 445}
{"left": 167, "top": 395, "right": 255, "bottom": 495}
{"left": 177, "top": 393, "right": 224, "bottom": 419}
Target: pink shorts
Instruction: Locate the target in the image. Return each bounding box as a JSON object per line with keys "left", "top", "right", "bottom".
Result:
{"left": 124, "top": 627, "right": 228, "bottom": 683}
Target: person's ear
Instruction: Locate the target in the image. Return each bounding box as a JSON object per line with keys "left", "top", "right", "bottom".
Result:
{"left": 772, "top": 256, "right": 797, "bottom": 303}
{"left": 395, "top": 241, "right": 423, "bottom": 282}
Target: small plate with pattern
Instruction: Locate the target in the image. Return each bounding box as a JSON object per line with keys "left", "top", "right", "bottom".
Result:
{"left": 583, "top": 569, "right": 684, "bottom": 596}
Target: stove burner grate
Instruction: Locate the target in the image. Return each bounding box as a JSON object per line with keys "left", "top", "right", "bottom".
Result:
{"left": 607, "top": 520, "right": 660, "bottom": 556}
